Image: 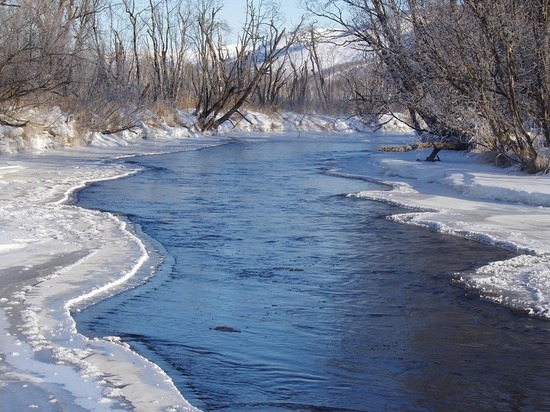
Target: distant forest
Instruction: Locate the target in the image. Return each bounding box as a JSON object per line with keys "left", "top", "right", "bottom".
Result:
{"left": 0, "top": 1, "right": 548, "bottom": 172}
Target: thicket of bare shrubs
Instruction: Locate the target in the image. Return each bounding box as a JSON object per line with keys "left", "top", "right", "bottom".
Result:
{"left": 0, "top": 0, "right": 548, "bottom": 172}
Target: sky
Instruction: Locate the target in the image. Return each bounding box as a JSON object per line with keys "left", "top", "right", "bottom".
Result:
{"left": 133, "top": 0, "right": 312, "bottom": 42}
{"left": 220, "top": 0, "right": 308, "bottom": 36}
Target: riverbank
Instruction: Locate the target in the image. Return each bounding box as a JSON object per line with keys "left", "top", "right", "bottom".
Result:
{"left": 0, "top": 136, "right": 225, "bottom": 410}
{"left": 1, "top": 131, "right": 550, "bottom": 410}
{"left": 339, "top": 142, "right": 550, "bottom": 316}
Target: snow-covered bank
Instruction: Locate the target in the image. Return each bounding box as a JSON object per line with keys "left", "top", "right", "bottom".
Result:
{"left": 339, "top": 135, "right": 550, "bottom": 317}
{"left": 0, "top": 107, "right": 409, "bottom": 155}
{"left": 0, "top": 135, "right": 225, "bottom": 411}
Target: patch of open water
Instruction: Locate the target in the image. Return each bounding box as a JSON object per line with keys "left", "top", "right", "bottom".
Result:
{"left": 74, "top": 136, "right": 550, "bottom": 411}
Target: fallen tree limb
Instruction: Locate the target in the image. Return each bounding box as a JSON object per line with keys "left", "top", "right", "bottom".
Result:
{"left": 0, "top": 113, "right": 28, "bottom": 127}
{"left": 379, "top": 141, "right": 470, "bottom": 153}
{"left": 101, "top": 125, "right": 138, "bottom": 135}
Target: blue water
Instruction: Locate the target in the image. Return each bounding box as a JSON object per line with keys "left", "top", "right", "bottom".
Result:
{"left": 74, "top": 136, "right": 550, "bottom": 411}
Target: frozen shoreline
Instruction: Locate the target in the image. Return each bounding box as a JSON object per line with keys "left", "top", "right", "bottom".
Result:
{"left": 1, "top": 131, "right": 550, "bottom": 410}
{"left": 337, "top": 135, "right": 550, "bottom": 317}
{"left": 0, "top": 137, "right": 225, "bottom": 411}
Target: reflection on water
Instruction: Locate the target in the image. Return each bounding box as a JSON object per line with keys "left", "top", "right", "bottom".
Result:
{"left": 75, "top": 137, "right": 550, "bottom": 411}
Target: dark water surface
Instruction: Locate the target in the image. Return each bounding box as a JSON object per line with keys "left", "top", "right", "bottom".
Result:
{"left": 75, "top": 136, "right": 550, "bottom": 411}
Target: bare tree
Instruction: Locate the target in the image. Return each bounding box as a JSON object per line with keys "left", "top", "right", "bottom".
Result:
{"left": 410, "top": 1, "right": 548, "bottom": 170}
{"left": 304, "top": 1, "right": 463, "bottom": 141}
{"left": 191, "top": 0, "right": 297, "bottom": 131}
{"left": 142, "top": 0, "right": 192, "bottom": 102}
{"left": 306, "top": 0, "right": 549, "bottom": 171}
{"left": 120, "top": 0, "right": 144, "bottom": 86}
{"left": 0, "top": 1, "right": 103, "bottom": 116}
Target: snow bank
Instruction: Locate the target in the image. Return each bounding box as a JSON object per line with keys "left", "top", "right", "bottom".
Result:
{"left": 0, "top": 107, "right": 88, "bottom": 154}
{"left": 339, "top": 136, "right": 550, "bottom": 317}
{"left": 215, "top": 110, "right": 412, "bottom": 135}
{"left": 0, "top": 135, "right": 224, "bottom": 411}
{"left": 1, "top": 106, "right": 413, "bottom": 154}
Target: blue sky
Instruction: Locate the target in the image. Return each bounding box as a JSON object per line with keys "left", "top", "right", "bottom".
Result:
{"left": 134, "top": 0, "right": 311, "bottom": 42}
{"left": 220, "top": 0, "right": 308, "bottom": 34}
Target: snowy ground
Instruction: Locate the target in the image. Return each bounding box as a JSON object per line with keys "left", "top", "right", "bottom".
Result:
{"left": 1, "top": 126, "right": 550, "bottom": 410}
{"left": 0, "top": 135, "right": 226, "bottom": 411}
{"left": 339, "top": 135, "right": 550, "bottom": 317}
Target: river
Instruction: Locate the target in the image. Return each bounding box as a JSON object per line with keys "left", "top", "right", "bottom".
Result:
{"left": 74, "top": 135, "right": 550, "bottom": 411}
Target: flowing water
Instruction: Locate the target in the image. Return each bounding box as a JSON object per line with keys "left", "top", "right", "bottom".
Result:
{"left": 74, "top": 136, "right": 550, "bottom": 411}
